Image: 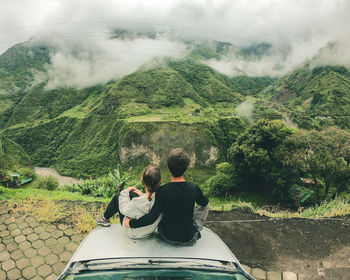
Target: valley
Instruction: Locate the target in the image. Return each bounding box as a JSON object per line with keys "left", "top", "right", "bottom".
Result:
{"left": 1, "top": 1, "right": 350, "bottom": 279}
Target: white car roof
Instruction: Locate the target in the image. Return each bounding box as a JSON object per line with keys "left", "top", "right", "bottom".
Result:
{"left": 70, "top": 225, "right": 238, "bottom": 264}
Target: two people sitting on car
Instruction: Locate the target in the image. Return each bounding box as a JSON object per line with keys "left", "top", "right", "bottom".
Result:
{"left": 96, "top": 148, "right": 209, "bottom": 246}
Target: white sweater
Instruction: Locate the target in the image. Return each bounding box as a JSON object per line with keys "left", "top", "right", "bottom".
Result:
{"left": 118, "top": 189, "right": 162, "bottom": 239}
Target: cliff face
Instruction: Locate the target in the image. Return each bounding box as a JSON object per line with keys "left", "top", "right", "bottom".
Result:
{"left": 118, "top": 122, "right": 220, "bottom": 167}
{"left": 5, "top": 116, "right": 223, "bottom": 178}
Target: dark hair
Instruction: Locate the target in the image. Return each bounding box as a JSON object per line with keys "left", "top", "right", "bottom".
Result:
{"left": 142, "top": 165, "right": 161, "bottom": 201}
{"left": 167, "top": 148, "right": 190, "bottom": 178}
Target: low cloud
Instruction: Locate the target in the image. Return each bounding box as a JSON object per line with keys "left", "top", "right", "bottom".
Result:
{"left": 235, "top": 100, "right": 254, "bottom": 122}
{"left": 206, "top": 35, "right": 335, "bottom": 77}
{"left": 43, "top": 35, "right": 187, "bottom": 89}
{"left": 1, "top": 0, "right": 350, "bottom": 86}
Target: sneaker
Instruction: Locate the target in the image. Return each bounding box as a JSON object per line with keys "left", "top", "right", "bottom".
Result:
{"left": 95, "top": 215, "right": 111, "bottom": 227}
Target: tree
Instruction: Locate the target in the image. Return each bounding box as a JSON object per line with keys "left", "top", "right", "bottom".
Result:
{"left": 282, "top": 127, "right": 350, "bottom": 202}
{"left": 281, "top": 130, "right": 325, "bottom": 201}
{"left": 321, "top": 127, "right": 350, "bottom": 199}
{"left": 204, "top": 162, "right": 237, "bottom": 197}
{"left": 228, "top": 119, "right": 295, "bottom": 197}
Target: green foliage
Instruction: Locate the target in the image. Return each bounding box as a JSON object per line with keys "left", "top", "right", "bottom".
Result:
{"left": 16, "top": 167, "right": 36, "bottom": 180}
{"left": 36, "top": 175, "right": 59, "bottom": 191}
{"left": 206, "top": 117, "right": 247, "bottom": 159}
{"left": 252, "top": 99, "right": 284, "bottom": 121}
{"left": 231, "top": 76, "right": 275, "bottom": 96}
{"left": 5, "top": 84, "right": 102, "bottom": 127}
{"left": 168, "top": 60, "right": 243, "bottom": 104}
{"left": 216, "top": 162, "right": 235, "bottom": 174}
{"left": 0, "top": 43, "right": 50, "bottom": 92}
{"left": 0, "top": 135, "right": 31, "bottom": 171}
{"left": 0, "top": 185, "right": 109, "bottom": 203}
{"left": 98, "top": 66, "right": 199, "bottom": 114}
{"left": 228, "top": 119, "right": 296, "bottom": 198}
{"left": 261, "top": 65, "right": 350, "bottom": 129}
{"left": 74, "top": 167, "right": 129, "bottom": 198}
{"left": 205, "top": 173, "right": 233, "bottom": 197}
{"left": 204, "top": 162, "right": 237, "bottom": 197}
{"left": 281, "top": 127, "right": 350, "bottom": 202}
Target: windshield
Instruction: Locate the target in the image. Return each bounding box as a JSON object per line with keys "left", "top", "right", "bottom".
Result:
{"left": 64, "top": 268, "right": 253, "bottom": 279}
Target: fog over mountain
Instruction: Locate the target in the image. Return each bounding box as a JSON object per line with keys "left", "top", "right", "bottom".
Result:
{"left": 1, "top": 0, "right": 349, "bottom": 88}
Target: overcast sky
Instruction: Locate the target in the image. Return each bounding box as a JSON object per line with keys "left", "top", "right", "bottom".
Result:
{"left": 0, "top": 0, "right": 349, "bottom": 86}
{"left": 1, "top": 0, "right": 349, "bottom": 53}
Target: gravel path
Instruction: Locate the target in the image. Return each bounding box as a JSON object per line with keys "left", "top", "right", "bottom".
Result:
{"left": 34, "top": 167, "right": 81, "bottom": 186}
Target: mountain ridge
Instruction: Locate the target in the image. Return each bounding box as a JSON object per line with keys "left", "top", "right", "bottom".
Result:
{"left": 0, "top": 38, "right": 349, "bottom": 177}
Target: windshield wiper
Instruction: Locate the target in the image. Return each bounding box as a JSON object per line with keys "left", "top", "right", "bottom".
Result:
{"left": 72, "top": 258, "right": 237, "bottom": 273}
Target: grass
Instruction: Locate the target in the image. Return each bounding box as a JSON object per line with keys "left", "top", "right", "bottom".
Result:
{"left": 2, "top": 185, "right": 118, "bottom": 234}
{"left": 126, "top": 114, "right": 164, "bottom": 122}
{"left": 125, "top": 98, "right": 203, "bottom": 123}
{"left": 9, "top": 197, "right": 69, "bottom": 224}
{"left": 0, "top": 185, "right": 109, "bottom": 203}
{"left": 209, "top": 196, "right": 350, "bottom": 218}
{"left": 209, "top": 197, "right": 257, "bottom": 212}
{"left": 256, "top": 198, "right": 350, "bottom": 219}
{"left": 2, "top": 183, "right": 349, "bottom": 236}
{"left": 57, "top": 95, "right": 102, "bottom": 119}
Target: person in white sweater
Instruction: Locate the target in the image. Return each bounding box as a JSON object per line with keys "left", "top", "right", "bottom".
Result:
{"left": 96, "top": 165, "right": 162, "bottom": 239}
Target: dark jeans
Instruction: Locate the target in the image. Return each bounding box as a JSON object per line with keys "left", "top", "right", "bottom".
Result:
{"left": 158, "top": 226, "right": 201, "bottom": 246}
{"left": 104, "top": 190, "right": 140, "bottom": 223}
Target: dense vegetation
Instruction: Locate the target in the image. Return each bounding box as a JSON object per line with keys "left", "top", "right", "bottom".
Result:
{"left": 261, "top": 65, "right": 350, "bottom": 129}
{"left": 0, "top": 39, "right": 349, "bottom": 210}
{"left": 0, "top": 135, "right": 31, "bottom": 171}
{"left": 205, "top": 120, "right": 350, "bottom": 206}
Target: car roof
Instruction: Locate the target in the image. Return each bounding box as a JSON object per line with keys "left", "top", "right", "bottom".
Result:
{"left": 70, "top": 225, "right": 238, "bottom": 264}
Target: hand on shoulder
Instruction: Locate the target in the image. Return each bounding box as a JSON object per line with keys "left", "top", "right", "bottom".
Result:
{"left": 127, "top": 186, "right": 143, "bottom": 196}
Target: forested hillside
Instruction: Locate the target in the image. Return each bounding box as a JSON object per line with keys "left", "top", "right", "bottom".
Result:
{"left": 0, "top": 41, "right": 273, "bottom": 177}
{"left": 261, "top": 65, "right": 350, "bottom": 129}
{"left": 0, "top": 38, "right": 349, "bottom": 182}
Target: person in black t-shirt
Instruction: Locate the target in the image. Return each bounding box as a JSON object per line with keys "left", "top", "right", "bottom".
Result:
{"left": 124, "top": 148, "right": 209, "bottom": 245}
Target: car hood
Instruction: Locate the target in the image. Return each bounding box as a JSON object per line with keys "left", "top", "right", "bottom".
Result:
{"left": 70, "top": 225, "right": 238, "bottom": 263}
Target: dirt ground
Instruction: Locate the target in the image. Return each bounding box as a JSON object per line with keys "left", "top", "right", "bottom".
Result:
{"left": 34, "top": 167, "right": 81, "bottom": 186}
{"left": 206, "top": 210, "right": 350, "bottom": 276}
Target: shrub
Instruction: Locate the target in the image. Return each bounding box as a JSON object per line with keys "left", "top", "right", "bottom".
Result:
{"left": 216, "top": 162, "right": 235, "bottom": 174}
{"left": 57, "top": 184, "right": 82, "bottom": 193}
{"left": 205, "top": 173, "right": 234, "bottom": 197}
{"left": 17, "top": 167, "right": 37, "bottom": 179}
{"left": 73, "top": 166, "right": 129, "bottom": 198}
{"left": 203, "top": 162, "right": 237, "bottom": 197}
{"left": 36, "top": 176, "right": 59, "bottom": 191}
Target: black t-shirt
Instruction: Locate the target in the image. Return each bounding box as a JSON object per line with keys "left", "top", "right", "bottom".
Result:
{"left": 129, "top": 182, "right": 209, "bottom": 242}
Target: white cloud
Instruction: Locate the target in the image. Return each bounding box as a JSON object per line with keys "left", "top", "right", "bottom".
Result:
{"left": 236, "top": 100, "right": 254, "bottom": 122}
{"left": 0, "top": 0, "right": 349, "bottom": 85}
{"left": 44, "top": 36, "right": 187, "bottom": 89}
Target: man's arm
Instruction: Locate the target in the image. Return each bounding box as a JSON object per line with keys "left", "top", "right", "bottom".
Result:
{"left": 127, "top": 191, "right": 163, "bottom": 228}
{"left": 195, "top": 185, "right": 209, "bottom": 206}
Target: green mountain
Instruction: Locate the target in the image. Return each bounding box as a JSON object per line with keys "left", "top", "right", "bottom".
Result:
{"left": 0, "top": 135, "right": 31, "bottom": 170}
{"left": 0, "top": 43, "right": 50, "bottom": 93}
{"left": 0, "top": 41, "right": 274, "bottom": 177}
{"left": 1, "top": 38, "right": 348, "bottom": 178}
{"left": 261, "top": 65, "right": 350, "bottom": 129}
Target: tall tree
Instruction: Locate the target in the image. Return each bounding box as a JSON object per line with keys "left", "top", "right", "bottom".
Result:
{"left": 282, "top": 127, "right": 350, "bottom": 202}
{"left": 229, "top": 119, "right": 295, "bottom": 197}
